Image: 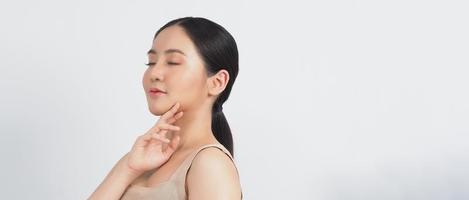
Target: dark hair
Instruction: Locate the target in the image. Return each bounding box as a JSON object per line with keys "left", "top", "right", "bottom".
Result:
{"left": 153, "top": 17, "right": 239, "bottom": 156}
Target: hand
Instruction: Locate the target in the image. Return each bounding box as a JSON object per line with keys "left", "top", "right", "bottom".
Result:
{"left": 126, "top": 102, "right": 184, "bottom": 175}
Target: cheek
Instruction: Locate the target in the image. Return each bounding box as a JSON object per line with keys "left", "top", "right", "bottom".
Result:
{"left": 169, "top": 71, "right": 207, "bottom": 107}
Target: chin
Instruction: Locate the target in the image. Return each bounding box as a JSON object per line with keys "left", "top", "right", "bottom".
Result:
{"left": 148, "top": 107, "right": 163, "bottom": 116}
{"left": 147, "top": 103, "right": 167, "bottom": 116}
{"left": 146, "top": 98, "right": 173, "bottom": 116}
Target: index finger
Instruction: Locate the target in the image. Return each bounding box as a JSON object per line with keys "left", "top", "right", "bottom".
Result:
{"left": 160, "top": 102, "right": 180, "bottom": 121}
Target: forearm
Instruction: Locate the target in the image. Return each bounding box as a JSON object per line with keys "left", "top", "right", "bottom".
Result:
{"left": 88, "top": 153, "right": 141, "bottom": 200}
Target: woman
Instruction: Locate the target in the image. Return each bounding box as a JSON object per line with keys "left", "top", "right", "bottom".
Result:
{"left": 89, "top": 17, "right": 242, "bottom": 200}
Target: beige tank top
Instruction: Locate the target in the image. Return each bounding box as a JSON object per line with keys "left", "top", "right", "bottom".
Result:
{"left": 120, "top": 143, "right": 242, "bottom": 200}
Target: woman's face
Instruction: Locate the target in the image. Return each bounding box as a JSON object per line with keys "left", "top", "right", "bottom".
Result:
{"left": 143, "top": 25, "right": 209, "bottom": 116}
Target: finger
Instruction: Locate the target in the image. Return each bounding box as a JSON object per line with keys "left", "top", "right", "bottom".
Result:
{"left": 160, "top": 102, "right": 180, "bottom": 121}
{"left": 167, "top": 111, "right": 184, "bottom": 124}
{"left": 157, "top": 124, "right": 181, "bottom": 132}
{"left": 147, "top": 123, "right": 161, "bottom": 134}
{"left": 174, "top": 111, "right": 184, "bottom": 120}
{"left": 159, "top": 130, "right": 170, "bottom": 150}
{"left": 164, "top": 135, "right": 180, "bottom": 157}
{"left": 152, "top": 132, "right": 170, "bottom": 143}
{"left": 158, "top": 129, "right": 168, "bottom": 140}
{"left": 133, "top": 134, "right": 153, "bottom": 149}
{"left": 169, "top": 135, "right": 180, "bottom": 150}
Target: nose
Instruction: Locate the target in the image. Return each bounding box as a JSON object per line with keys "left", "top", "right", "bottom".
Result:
{"left": 148, "top": 62, "right": 164, "bottom": 82}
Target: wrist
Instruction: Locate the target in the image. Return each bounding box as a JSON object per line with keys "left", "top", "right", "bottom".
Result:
{"left": 116, "top": 153, "right": 142, "bottom": 181}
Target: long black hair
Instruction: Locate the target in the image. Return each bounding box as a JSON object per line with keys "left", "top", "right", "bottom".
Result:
{"left": 153, "top": 17, "right": 239, "bottom": 156}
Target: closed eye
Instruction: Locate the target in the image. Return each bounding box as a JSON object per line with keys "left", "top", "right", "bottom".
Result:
{"left": 145, "top": 62, "right": 180, "bottom": 67}
{"left": 145, "top": 62, "right": 156, "bottom": 67}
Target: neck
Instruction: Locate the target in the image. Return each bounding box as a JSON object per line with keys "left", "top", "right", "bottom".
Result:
{"left": 171, "top": 103, "right": 217, "bottom": 151}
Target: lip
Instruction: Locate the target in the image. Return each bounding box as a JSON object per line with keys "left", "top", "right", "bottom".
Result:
{"left": 148, "top": 87, "right": 167, "bottom": 97}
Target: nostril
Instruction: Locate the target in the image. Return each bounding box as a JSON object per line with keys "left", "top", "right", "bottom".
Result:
{"left": 151, "top": 75, "right": 163, "bottom": 82}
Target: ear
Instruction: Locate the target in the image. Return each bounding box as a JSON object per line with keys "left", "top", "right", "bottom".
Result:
{"left": 207, "top": 69, "right": 230, "bottom": 97}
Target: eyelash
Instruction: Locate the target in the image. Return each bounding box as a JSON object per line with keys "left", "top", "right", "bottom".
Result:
{"left": 145, "top": 62, "right": 155, "bottom": 67}
{"left": 144, "top": 62, "right": 179, "bottom": 67}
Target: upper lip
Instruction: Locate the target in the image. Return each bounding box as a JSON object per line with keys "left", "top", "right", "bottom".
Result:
{"left": 149, "top": 87, "right": 166, "bottom": 93}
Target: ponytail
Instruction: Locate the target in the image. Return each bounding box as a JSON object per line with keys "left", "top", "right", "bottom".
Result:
{"left": 211, "top": 101, "right": 234, "bottom": 156}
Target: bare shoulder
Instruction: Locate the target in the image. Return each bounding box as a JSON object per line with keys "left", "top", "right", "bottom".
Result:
{"left": 186, "top": 147, "right": 242, "bottom": 200}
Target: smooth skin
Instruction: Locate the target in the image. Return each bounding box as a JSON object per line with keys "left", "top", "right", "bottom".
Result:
{"left": 89, "top": 25, "right": 241, "bottom": 199}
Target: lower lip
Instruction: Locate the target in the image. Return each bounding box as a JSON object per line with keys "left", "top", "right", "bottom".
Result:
{"left": 149, "top": 91, "right": 166, "bottom": 97}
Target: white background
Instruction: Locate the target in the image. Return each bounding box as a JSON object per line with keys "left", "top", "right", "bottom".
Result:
{"left": 1, "top": 0, "right": 468, "bottom": 199}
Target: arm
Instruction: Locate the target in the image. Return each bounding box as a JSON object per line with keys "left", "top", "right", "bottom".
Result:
{"left": 88, "top": 153, "right": 141, "bottom": 200}
{"left": 186, "top": 148, "right": 242, "bottom": 200}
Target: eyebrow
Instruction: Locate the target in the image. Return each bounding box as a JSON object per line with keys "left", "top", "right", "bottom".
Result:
{"left": 147, "top": 48, "right": 186, "bottom": 56}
